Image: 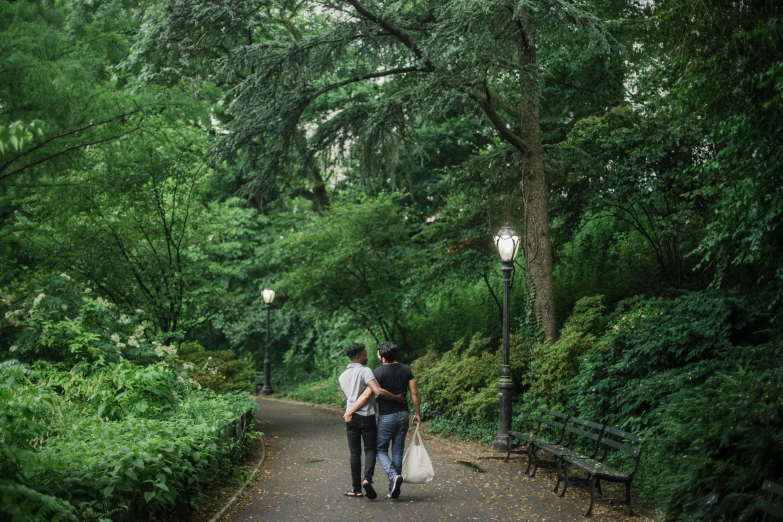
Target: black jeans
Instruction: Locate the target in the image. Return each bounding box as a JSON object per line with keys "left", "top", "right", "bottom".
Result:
{"left": 346, "top": 413, "right": 377, "bottom": 492}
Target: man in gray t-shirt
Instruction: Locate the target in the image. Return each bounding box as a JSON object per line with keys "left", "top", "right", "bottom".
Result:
{"left": 339, "top": 343, "right": 402, "bottom": 499}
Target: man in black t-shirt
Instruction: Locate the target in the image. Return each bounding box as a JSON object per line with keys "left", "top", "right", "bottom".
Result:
{"left": 373, "top": 341, "right": 421, "bottom": 499}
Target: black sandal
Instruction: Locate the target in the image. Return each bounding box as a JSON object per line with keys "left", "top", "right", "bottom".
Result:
{"left": 363, "top": 480, "right": 377, "bottom": 500}
{"left": 344, "top": 490, "right": 363, "bottom": 497}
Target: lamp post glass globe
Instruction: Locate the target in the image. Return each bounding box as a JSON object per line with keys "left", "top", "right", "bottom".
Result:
{"left": 493, "top": 225, "right": 521, "bottom": 262}
{"left": 261, "top": 288, "right": 275, "bottom": 395}
{"left": 492, "top": 225, "right": 518, "bottom": 451}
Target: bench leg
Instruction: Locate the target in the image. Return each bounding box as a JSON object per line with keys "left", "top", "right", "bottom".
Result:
{"left": 596, "top": 479, "right": 603, "bottom": 497}
{"left": 530, "top": 447, "right": 540, "bottom": 478}
{"left": 584, "top": 475, "right": 596, "bottom": 517}
{"left": 505, "top": 439, "right": 512, "bottom": 463}
{"left": 524, "top": 446, "right": 533, "bottom": 474}
{"left": 553, "top": 458, "right": 562, "bottom": 493}
{"left": 559, "top": 461, "right": 569, "bottom": 498}
{"left": 625, "top": 482, "right": 633, "bottom": 516}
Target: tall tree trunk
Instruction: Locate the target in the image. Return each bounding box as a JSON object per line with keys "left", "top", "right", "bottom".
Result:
{"left": 518, "top": 16, "right": 557, "bottom": 343}
{"left": 294, "top": 132, "right": 330, "bottom": 213}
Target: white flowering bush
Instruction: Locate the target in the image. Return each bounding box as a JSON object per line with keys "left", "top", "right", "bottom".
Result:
{"left": 0, "top": 276, "right": 176, "bottom": 367}
{"left": 40, "top": 360, "right": 191, "bottom": 420}
{"left": 176, "top": 342, "right": 254, "bottom": 393}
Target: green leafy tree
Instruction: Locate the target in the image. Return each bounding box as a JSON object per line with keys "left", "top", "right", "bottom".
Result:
{"left": 0, "top": 0, "right": 178, "bottom": 183}
{"left": 149, "top": 0, "right": 629, "bottom": 341}
{"left": 276, "top": 193, "right": 423, "bottom": 354}
{"left": 551, "top": 105, "right": 707, "bottom": 288}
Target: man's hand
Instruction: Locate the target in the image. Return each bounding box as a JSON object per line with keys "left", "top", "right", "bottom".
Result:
{"left": 413, "top": 413, "right": 421, "bottom": 426}
{"left": 392, "top": 393, "right": 406, "bottom": 404}
{"left": 344, "top": 412, "right": 353, "bottom": 423}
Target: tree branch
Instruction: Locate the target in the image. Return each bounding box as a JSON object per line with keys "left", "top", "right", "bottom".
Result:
{"left": 470, "top": 87, "right": 530, "bottom": 154}
{"left": 0, "top": 115, "right": 145, "bottom": 182}
{"left": 486, "top": 86, "right": 520, "bottom": 119}
{"left": 311, "top": 66, "right": 425, "bottom": 99}
{"left": 342, "top": 0, "right": 435, "bottom": 71}
{"left": 0, "top": 110, "right": 142, "bottom": 175}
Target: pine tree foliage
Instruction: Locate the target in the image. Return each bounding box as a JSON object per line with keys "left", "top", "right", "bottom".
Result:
{"left": 152, "top": 0, "right": 610, "bottom": 197}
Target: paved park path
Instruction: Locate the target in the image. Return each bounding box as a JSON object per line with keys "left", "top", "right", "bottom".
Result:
{"left": 223, "top": 397, "right": 647, "bottom": 522}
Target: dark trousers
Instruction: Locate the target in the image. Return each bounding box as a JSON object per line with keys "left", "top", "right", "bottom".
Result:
{"left": 346, "top": 412, "right": 377, "bottom": 492}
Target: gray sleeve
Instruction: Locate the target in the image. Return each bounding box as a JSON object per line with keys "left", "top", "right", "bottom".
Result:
{"left": 362, "top": 367, "right": 377, "bottom": 384}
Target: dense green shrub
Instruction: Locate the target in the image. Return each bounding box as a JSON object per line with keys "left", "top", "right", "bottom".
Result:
{"left": 25, "top": 391, "right": 256, "bottom": 518}
{"left": 568, "top": 293, "right": 747, "bottom": 431}
{"left": 0, "top": 360, "right": 257, "bottom": 521}
{"left": 283, "top": 377, "right": 346, "bottom": 408}
{"left": 524, "top": 295, "right": 606, "bottom": 410}
{"left": 412, "top": 333, "right": 530, "bottom": 441}
{"left": 37, "top": 360, "right": 189, "bottom": 421}
{"left": 0, "top": 361, "right": 78, "bottom": 522}
{"left": 0, "top": 280, "right": 167, "bottom": 367}
{"left": 177, "top": 342, "right": 254, "bottom": 393}
{"left": 565, "top": 292, "right": 783, "bottom": 521}
{"left": 413, "top": 334, "right": 500, "bottom": 423}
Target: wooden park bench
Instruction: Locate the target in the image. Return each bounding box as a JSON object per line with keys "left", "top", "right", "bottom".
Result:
{"left": 545, "top": 416, "right": 606, "bottom": 495}
{"left": 560, "top": 425, "right": 645, "bottom": 517}
{"left": 757, "top": 480, "right": 783, "bottom": 521}
{"left": 505, "top": 409, "right": 570, "bottom": 474}
{"left": 507, "top": 413, "right": 604, "bottom": 491}
{"left": 506, "top": 413, "right": 604, "bottom": 491}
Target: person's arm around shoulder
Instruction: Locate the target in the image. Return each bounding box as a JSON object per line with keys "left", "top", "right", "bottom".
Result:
{"left": 366, "top": 378, "right": 406, "bottom": 403}
{"left": 344, "top": 385, "right": 374, "bottom": 423}
{"left": 408, "top": 377, "right": 421, "bottom": 425}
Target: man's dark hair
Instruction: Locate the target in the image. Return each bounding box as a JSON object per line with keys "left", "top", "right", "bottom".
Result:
{"left": 346, "top": 343, "right": 366, "bottom": 361}
{"left": 377, "top": 341, "right": 398, "bottom": 363}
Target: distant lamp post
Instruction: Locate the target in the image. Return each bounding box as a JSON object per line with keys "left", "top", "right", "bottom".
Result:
{"left": 492, "top": 225, "right": 521, "bottom": 450}
{"left": 261, "top": 288, "right": 276, "bottom": 395}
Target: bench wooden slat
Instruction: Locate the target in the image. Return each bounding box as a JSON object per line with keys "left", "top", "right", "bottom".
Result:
{"left": 563, "top": 455, "right": 629, "bottom": 480}
{"left": 604, "top": 425, "right": 644, "bottom": 444}
{"left": 538, "top": 417, "right": 568, "bottom": 430}
{"left": 600, "top": 436, "right": 640, "bottom": 456}
{"left": 541, "top": 409, "right": 569, "bottom": 420}
{"left": 509, "top": 431, "right": 538, "bottom": 444}
{"left": 764, "top": 480, "right": 783, "bottom": 498}
{"left": 566, "top": 426, "right": 602, "bottom": 442}
{"left": 535, "top": 441, "right": 573, "bottom": 458}
{"left": 757, "top": 498, "right": 783, "bottom": 519}
{"left": 569, "top": 417, "right": 603, "bottom": 430}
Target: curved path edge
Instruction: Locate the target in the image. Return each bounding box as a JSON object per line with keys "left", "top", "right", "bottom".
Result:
{"left": 207, "top": 434, "right": 267, "bottom": 522}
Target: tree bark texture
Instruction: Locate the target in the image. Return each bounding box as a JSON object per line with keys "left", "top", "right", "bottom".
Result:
{"left": 518, "top": 16, "right": 557, "bottom": 343}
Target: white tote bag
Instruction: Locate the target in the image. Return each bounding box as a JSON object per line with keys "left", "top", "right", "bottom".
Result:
{"left": 402, "top": 424, "right": 435, "bottom": 484}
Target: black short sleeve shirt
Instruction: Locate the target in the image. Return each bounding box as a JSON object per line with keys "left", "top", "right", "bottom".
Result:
{"left": 373, "top": 363, "right": 414, "bottom": 416}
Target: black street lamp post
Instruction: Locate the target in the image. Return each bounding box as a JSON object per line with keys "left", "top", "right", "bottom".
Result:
{"left": 261, "top": 288, "right": 275, "bottom": 395}
{"left": 491, "top": 225, "right": 521, "bottom": 450}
